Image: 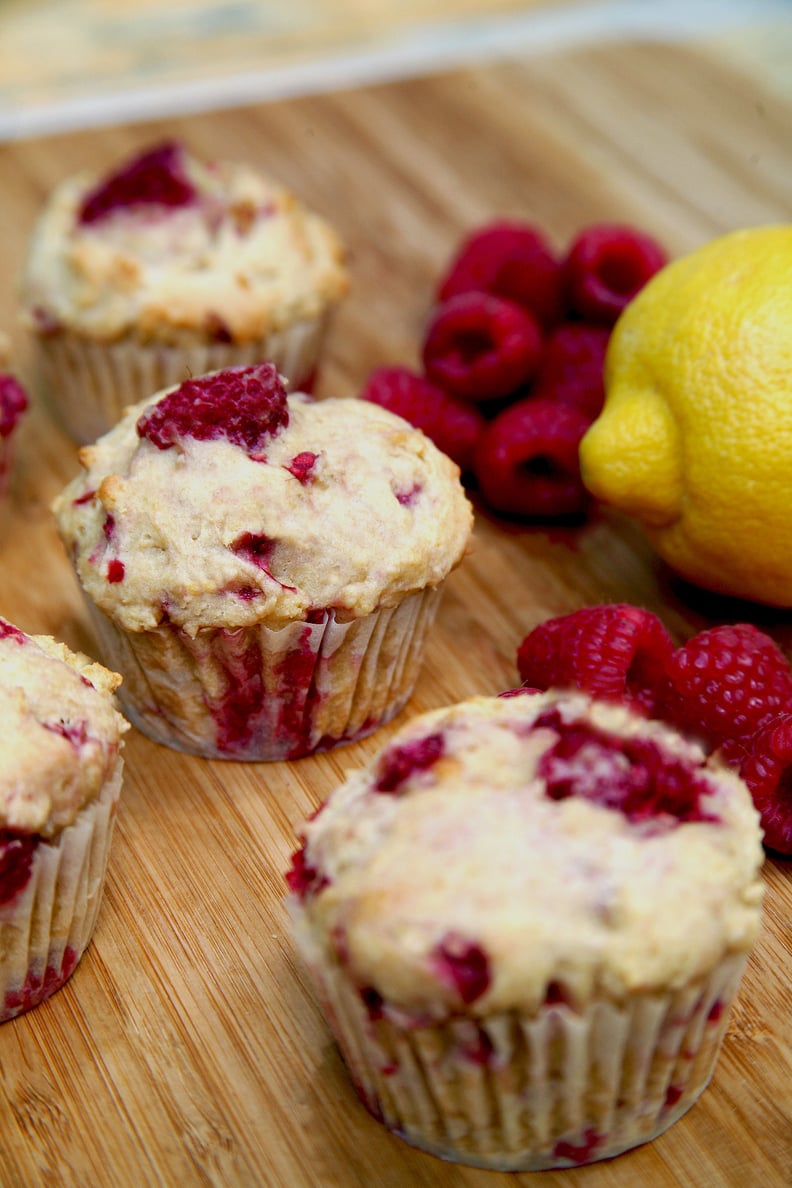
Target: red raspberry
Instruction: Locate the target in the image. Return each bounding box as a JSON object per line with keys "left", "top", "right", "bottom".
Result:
{"left": 0, "top": 374, "right": 28, "bottom": 438}
{"left": 473, "top": 396, "right": 590, "bottom": 518}
{"left": 137, "top": 362, "right": 288, "bottom": 455}
{"left": 437, "top": 220, "right": 564, "bottom": 329}
{"left": 360, "top": 366, "right": 484, "bottom": 473}
{"left": 658, "top": 624, "right": 792, "bottom": 753}
{"left": 739, "top": 714, "right": 792, "bottom": 854}
{"left": 422, "top": 293, "right": 542, "bottom": 402}
{"left": 78, "top": 141, "right": 196, "bottom": 225}
{"left": 563, "top": 224, "right": 667, "bottom": 323}
{"left": 517, "top": 604, "right": 674, "bottom": 716}
{"left": 531, "top": 323, "right": 610, "bottom": 419}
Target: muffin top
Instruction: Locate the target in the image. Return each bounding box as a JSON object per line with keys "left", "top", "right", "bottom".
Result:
{"left": 20, "top": 141, "right": 348, "bottom": 345}
{"left": 288, "top": 690, "right": 764, "bottom": 1017}
{"left": 0, "top": 617, "right": 128, "bottom": 837}
{"left": 52, "top": 364, "right": 473, "bottom": 635}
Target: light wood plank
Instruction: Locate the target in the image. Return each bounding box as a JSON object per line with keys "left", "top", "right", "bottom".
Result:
{"left": 0, "top": 39, "right": 790, "bottom": 1187}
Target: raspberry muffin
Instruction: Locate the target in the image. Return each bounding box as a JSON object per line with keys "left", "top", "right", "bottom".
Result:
{"left": 0, "top": 616, "right": 127, "bottom": 1023}
{"left": 20, "top": 140, "right": 348, "bottom": 442}
{"left": 0, "top": 333, "right": 28, "bottom": 498}
{"left": 52, "top": 363, "right": 472, "bottom": 761}
{"left": 287, "top": 690, "right": 764, "bottom": 1170}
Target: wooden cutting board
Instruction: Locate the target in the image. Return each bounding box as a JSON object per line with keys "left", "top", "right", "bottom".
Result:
{"left": 0, "top": 38, "right": 790, "bottom": 1188}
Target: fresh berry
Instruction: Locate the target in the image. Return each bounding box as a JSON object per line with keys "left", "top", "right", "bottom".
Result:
{"left": 78, "top": 141, "right": 196, "bottom": 225}
{"left": 137, "top": 363, "right": 288, "bottom": 455}
{"left": 536, "top": 706, "right": 718, "bottom": 825}
{"left": 517, "top": 604, "right": 674, "bottom": 715}
{"left": 106, "top": 559, "right": 125, "bottom": 583}
{"left": 531, "top": 323, "right": 610, "bottom": 419}
{"left": 739, "top": 714, "right": 792, "bottom": 854}
{"left": 437, "top": 220, "right": 564, "bottom": 329}
{"left": 563, "top": 224, "right": 667, "bottom": 323}
{"left": 432, "top": 935, "right": 491, "bottom": 1004}
{"left": 473, "top": 396, "right": 591, "bottom": 518}
{"left": 0, "top": 374, "right": 28, "bottom": 438}
{"left": 658, "top": 624, "right": 792, "bottom": 754}
{"left": 422, "top": 293, "right": 542, "bottom": 402}
{"left": 0, "top": 833, "right": 37, "bottom": 905}
{"left": 375, "top": 732, "right": 445, "bottom": 793}
{"left": 360, "top": 366, "right": 484, "bottom": 472}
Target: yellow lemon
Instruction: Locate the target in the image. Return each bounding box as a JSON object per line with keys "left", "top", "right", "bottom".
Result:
{"left": 579, "top": 225, "right": 792, "bottom": 607}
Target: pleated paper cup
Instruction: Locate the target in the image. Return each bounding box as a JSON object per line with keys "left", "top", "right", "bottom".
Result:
{"left": 1, "top": 759, "right": 123, "bottom": 1024}
{"left": 36, "top": 312, "right": 330, "bottom": 443}
{"left": 82, "top": 587, "right": 442, "bottom": 761}
{"left": 292, "top": 912, "right": 749, "bottom": 1172}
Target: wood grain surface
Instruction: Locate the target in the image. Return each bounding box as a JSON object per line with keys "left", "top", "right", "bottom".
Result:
{"left": 0, "top": 38, "right": 790, "bottom": 1188}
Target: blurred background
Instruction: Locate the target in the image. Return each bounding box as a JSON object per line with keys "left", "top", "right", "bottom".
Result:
{"left": 1, "top": 0, "right": 791, "bottom": 141}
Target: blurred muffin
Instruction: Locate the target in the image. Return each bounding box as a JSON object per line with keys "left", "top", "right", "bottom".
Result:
{"left": 52, "top": 363, "right": 472, "bottom": 760}
{"left": 287, "top": 689, "right": 764, "bottom": 1170}
{"left": 0, "top": 333, "right": 28, "bottom": 499}
{"left": 20, "top": 140, "right": 348, "bottom": 442}
{"left": 0, "top": 616, "right": 127, "bottom": 1022}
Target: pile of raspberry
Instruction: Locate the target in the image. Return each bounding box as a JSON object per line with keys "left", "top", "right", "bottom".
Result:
{"left": 361, "top": 220, "right": 666, "bottom": 519}
{"left": 515, "top": 603, "right": 792, "bottom": 855}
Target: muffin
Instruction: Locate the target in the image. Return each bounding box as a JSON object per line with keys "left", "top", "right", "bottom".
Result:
{"left": 0, "top": 615, "right": 128, "bottom": 1023}
{"left": 287, "top": 689, "right": 764, "bottom": 1170}
{"left": 0, "top": 333, "right": 28, "bottom": 498}
{"left": 51, "top": 363, "right": 473, "bottom": 761}
{"left": 20, "top": 140, "right": 348, "bottom": 443}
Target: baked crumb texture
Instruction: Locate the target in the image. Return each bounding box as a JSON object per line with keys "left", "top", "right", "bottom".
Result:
{"left": 289, "top": 690, "right": 764, "bottom": 1169}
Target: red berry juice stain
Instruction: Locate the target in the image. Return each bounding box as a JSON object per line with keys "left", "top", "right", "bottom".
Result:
{"left": 284, "top": 844, "right": 329, "bottom": 901}
{"left": 432, "top": 935, "right": 490, "bottom": 1005}
{"left": 374, "top": 733, "right": 445, "bottom": 794}
{"left": 0, "top": 619, "right": 26, "bottom": 644}
{"left": 43, "top": 719, "right": 89, "bottom": 749}
{"left": 536, "top": 708, "right": 719, "bottom": 826}
{"left": 276, "top": 626, "right": 323, "bottom": 757}
{"left": 2, "top": 946, "right": 79, "bottom": 1021}
{"left": 209, "top": 629, "right": 264, "bottom": 752}
{"left": 285, "top": 452, "right": 318, "bottom": 484}
{"left": 664, "top": 1083, "right": 684, "bottom": 1109}
{"left": 552, "top": 1128, "right": 603, "bottom": 1164}
{"left": 72, "top": 489, "right": 97, "bottom": 506}
{"left": 0, "top": 833, "right": 37, "bottom": 905}
{"left": 394, "top": 482, "right": 423, "bottom": 507}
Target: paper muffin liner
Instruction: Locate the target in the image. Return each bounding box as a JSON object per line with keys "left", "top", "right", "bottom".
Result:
{"left": 35, "top": 312, "right": 330, "bottom": 443}
{"left": 0, "top": 757, "right": 123, "bottom": 1023}
{"left": 82, "top": 587, "right": 442, "bottom": 761}
{"left": 292, "top": 918, "right": 749, "bottom": 1171}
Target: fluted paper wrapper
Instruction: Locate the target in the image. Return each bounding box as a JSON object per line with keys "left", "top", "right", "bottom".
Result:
{"left": 292, "top": 914, "right": 749, "bottom": 1171}
{"left": 0, "top": 759, "right": 123, "bottom": 1023}
{"left": 36, "top": 312, "right": 329, "bottom": 442}
{"left": 83, "top": 587, "right": 442, "bottom": 760}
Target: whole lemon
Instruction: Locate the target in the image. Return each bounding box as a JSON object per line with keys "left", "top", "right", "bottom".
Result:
{"left": 579, "top": 225, "right": 792, "bottom": 607}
